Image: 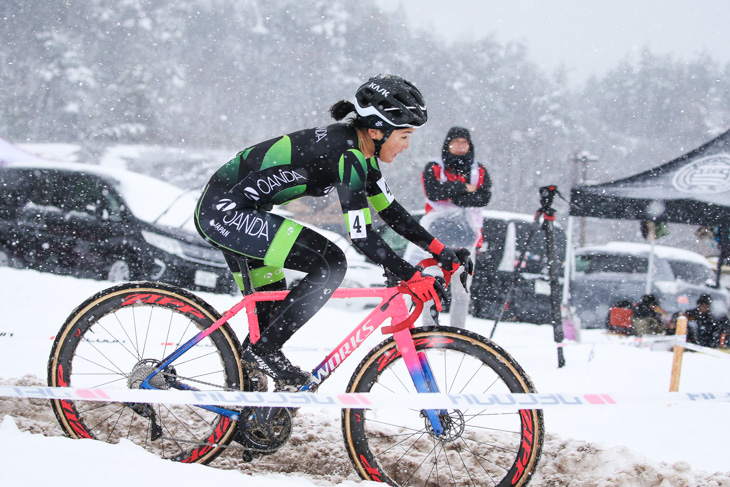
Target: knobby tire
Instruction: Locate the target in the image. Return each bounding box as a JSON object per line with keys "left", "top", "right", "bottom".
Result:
{"left": 342, "top": 326, "right": 544, "bottom": 487}
{"left": 47, "top": 281, "right": 245, "bottom": 464}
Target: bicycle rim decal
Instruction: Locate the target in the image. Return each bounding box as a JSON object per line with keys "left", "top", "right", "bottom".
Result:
{"left": 54, "top": 364, "right": 92, "bottom": 439}
{"left": 120, "top": 293, "right": 205, "bottom": 320}
{"left": 182, "top": 416, "right": 233, "bottom": 463}
{"left": 510, "top": 409, "right": 537, "bottom": 485}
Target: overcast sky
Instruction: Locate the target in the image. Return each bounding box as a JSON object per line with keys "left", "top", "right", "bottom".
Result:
{"left": 377, "top": 0, "right": 730, "bottom": 83}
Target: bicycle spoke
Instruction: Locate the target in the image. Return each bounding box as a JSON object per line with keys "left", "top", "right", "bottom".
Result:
{"left": 343, "top": 326, "right": 544, "bottom": 487}
{"left": 49, "top": 283, "right": 242, "bottom": 464}
{"left": 108, "top": 312, "right": 147, "bottom": 361}
{"left": 86, "top": 403, "right": 128, "bottom": 440}
{"left": 111, "top": 311, "right": 144, "bottom": 361}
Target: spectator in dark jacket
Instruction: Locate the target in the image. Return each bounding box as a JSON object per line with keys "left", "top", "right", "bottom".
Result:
{"left": 683, "top": 294, "right": 727, "bottom": 348}
{"left": 632, "top": 294, "right": 667, "bottom": 336}
{"left": 405, "top": 126, "right": 491, "bottom": 328}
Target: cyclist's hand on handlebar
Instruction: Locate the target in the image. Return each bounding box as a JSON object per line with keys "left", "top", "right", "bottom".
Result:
{"left": 431, "top": 246, "right": 459, "bottom": 271}
{"left": 405, "top": 271, "right": 445, "bottom": 311}
{"left": 432, "top": 245, "right": 474, "bottom": 275}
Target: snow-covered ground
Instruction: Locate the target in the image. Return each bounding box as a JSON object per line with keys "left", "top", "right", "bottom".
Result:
{"left": 1, "top": 267, "right": 729, "bottom": 486}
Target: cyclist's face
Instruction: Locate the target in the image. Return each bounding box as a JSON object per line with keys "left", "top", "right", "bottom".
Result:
{"left": 375, "top": 128, "right": 417, "bottom": 163}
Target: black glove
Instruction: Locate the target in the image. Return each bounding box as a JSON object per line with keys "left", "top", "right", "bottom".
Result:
{"left": 432, "top": 246, "right": 459, "bottom": 271}
{"left": 433, "top": 246, "right": 474, "bottom": 275}
{"left": 455, "top": 248, "right": 474, "bottom": 275}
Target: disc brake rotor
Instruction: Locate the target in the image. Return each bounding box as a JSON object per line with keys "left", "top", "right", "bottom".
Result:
{"left": 424, "top": 409, "right": 466, "bottom": 442}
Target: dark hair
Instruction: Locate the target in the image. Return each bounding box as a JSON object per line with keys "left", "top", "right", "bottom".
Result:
{"left": 329, "top": 100, "right": 371, "bottom": 130}
{"left": 329, "top": 100, "right": 375, "bottom": 156}
{"left": 698, "top": 294, "right": 712, "bottom": 305}
{"left": 330, "top": 100, "right": 356, "bottom": 121}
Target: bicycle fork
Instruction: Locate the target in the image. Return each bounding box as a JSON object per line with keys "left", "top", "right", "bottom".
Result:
{"left": 392, "top": 328, "right": 446, "bottom": 435}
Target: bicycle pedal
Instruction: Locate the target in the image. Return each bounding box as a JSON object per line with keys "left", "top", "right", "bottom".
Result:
{"left": 273, "top": 381, "right": 299, "bottom": 392}
{"left": 248, "top": 369, "right": 269, "bottom": 392}
{"left": 240, "top": 449, "right": 260, "bottom": 463}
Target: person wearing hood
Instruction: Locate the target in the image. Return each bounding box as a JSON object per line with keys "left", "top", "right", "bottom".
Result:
{"left": 631, "top": 294, "right": 667, "bottom": 336}
{"left": 406, "top": 126, "right": 491, "bottom": 328}
{"left": 680, "top": 294, "right": 729, "bottom": 348}
{"left": 422, "top": 127, "right": 491, "bottom": 212}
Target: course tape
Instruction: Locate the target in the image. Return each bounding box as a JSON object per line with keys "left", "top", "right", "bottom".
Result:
{"left": 551, "top": 335, "right": 730, "bottom": 359}
{"left": 1, "top": 386, "right": 728, "bottom": 411}
{"left": 674, "top": 339, "right": 730, "bottom": 358}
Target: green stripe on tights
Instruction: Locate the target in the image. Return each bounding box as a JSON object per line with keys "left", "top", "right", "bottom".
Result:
{"left": 263, "top": 220, "right": 303, "bottom": 267}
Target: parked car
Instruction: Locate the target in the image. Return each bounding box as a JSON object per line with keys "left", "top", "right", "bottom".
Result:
{"left": 0, "top": 160, "right": 387, "bottom": 297}
{"left": 0, "top": 161, "right": 237, "bottom": 293}
{"left": 570, "top": 241, "right": 730, "bottom": 328}
{"left": 374, "top": 209, "right": 566, "bottom": 323}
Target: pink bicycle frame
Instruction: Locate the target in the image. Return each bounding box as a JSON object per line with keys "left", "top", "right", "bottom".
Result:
{"left": 237, "top": 258, "right": 453, "bottom": 398}
{"left": 142, "top": 259, "right": 455, "bottom": 433}
{"left": 158, "top": 285, "right": 427, "bottom": 391}
{"left": 241, "top": 285, "right": 421, "bottom": 390}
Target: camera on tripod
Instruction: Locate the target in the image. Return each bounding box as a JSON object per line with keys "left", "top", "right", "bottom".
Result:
{"left": 539, "top": 185, "right": 557, "bottom": 213}
{"left": 491, "top": 184, "right": 566, "bottom": 367}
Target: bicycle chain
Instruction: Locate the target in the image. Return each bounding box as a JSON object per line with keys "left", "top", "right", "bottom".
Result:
{"left": 147, "top": 371, "right": 280, "bottom": 454}
{"left": 162, "top": 371, "right": 240, "bottom": 391}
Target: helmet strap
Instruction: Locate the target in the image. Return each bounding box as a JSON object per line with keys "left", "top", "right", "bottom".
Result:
{"left": 372, "top": 128, "right": 392, "bottom": 158}
{"left": 373, "top": 138, "right": 385, "bottom": 158}
{"left": 373, "top": 127, "right": 393, "bottom": 158}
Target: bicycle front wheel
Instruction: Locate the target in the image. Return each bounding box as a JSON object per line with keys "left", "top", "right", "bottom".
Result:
{"left": 47, "top": 281, "right": 245, "bottom": 464}
{"left": 342, "top": 326, "right": 544, "bottom": 487}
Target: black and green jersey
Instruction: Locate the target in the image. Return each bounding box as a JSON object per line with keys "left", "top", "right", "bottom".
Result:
{"left": 198, "top": 123, "right": 436, "bottom": 280}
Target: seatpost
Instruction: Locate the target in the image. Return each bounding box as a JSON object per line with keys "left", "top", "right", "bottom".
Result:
{"left": 235, "top": 256, "right": 256, "bottom": 296}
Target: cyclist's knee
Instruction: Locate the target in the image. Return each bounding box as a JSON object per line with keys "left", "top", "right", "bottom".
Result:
{"left": 321, "top": 241, "right": 347, "bottom": 286}
{"left": 285, "top": 229, "right": 347, "bottom": 288}
{"left": 304, "top": 241, "right": 347, "bottom": 288}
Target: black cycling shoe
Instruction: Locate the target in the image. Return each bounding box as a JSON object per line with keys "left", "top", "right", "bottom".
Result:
{"left": 242, "top": 346, "right": 313, "bottom": 391}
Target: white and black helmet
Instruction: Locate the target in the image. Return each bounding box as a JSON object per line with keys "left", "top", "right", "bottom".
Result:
{"left": 354, "top": 74, "right": 428, "bottom": 129}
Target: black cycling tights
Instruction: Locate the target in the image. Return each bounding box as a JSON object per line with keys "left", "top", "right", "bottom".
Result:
{"left": 251, "top": 226, "right": 347, "bottom": 353}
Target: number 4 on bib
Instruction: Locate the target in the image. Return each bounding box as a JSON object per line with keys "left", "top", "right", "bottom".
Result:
{"left": 348, "top": 210, "right": 367, "bottom": 239}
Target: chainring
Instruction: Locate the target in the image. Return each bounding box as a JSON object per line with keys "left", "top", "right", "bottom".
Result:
{"left": 236, "top": 406, "right": 292, "bottom": 452}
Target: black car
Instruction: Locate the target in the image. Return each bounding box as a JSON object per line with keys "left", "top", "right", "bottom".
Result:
{"left": 375, "top": 210, "right": 566, "bottom": 324}
{"left": 0, "top": 161, "right": 236, "bottom": 294}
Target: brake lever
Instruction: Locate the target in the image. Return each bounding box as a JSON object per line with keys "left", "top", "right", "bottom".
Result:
{"left": 429, "top": 304, "right": 440, "bottom": 325}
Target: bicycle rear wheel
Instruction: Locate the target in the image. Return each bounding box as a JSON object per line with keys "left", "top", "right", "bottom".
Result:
{"left": 342, "top": 326, "right": 544, "bottom": 487}
{"left": 48, "top": 281, "right": 245, "bottom": 464}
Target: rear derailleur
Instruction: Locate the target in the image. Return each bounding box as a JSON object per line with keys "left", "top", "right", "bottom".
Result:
{"left": 125, "top": 359, "right": 178, "bottom": 441}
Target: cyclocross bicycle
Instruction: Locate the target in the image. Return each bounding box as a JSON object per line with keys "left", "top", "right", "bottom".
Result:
{"left": 48, "top": 257, "right": 544, "bottom": 486}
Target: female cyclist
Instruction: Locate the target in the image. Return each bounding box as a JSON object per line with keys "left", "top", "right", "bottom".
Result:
{"left": 195, "top": 74, "right": 472, "bottom": 391}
